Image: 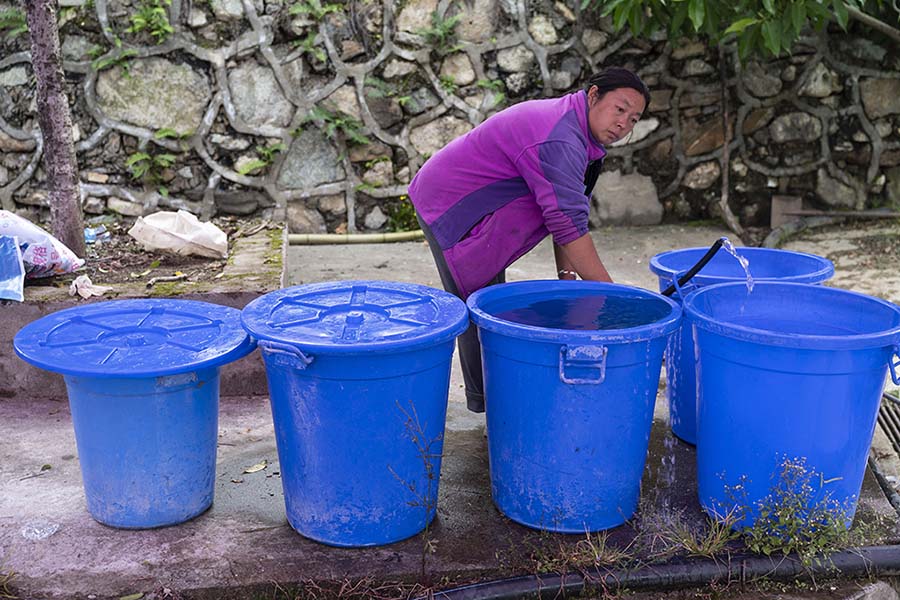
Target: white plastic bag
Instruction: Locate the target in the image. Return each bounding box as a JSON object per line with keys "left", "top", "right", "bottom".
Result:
{"left": 0, "top": 210, "right": 85, "bottom": 278}
{"left": 128, "top": 210, "right": 228, "bottom": 259}
{"left": 0, "top": 235, "right": 25, "bottom": 302}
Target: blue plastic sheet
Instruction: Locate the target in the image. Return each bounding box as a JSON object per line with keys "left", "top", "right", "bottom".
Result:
{"left": 0, "top": 235, "right": 25, "bottom": 302}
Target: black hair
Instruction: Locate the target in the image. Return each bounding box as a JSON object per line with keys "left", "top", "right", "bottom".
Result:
{"left": 584, "top": 67, "right": 651, "bottom": 114}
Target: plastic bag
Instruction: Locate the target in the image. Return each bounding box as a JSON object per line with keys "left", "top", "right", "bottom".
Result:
{"left": 128, "top": 210, "right": 228, "bottom": 259}
{"left": 0, "top": 210, "right": 85, "bottom": 278}
{"left": 0, "top": 235, "right": 25, "bottom": 302}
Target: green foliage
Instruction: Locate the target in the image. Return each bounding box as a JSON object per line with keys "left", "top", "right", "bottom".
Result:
{"left": 417, "top": 11, "right": 462, "bottom": 55}
{"left": 584, "top": 0, "right": 865, "bottom": 61}
{"left": 289, "top": 0, "right": 341, "bottom": 20}
{"left": 291, "top": 31, "right": 326, "bottom": 62}
{"left": 237, "top": 142, "right": 286, "bottom": 175}
{"left": 438, "top": 75, "right": 458, "bottom": 94}
{"left": 730, "top": 457, "right": 853, "bottom": 565}
{"left": 126, "top": 0, "right": 174, "bottom": 44}
{"left": 385, "top": 195, "right": 419, "bottom": 232}
{"left": 477, "top": 78, "right": 506, "bottom": 105}
{"left": 300, "top": 106, "right": 371, "bottom": 145}
{"left": 91, "top": 48, "right": 139, "bottom": 72}
{"left": 126, "top": 149, "right": 177, "bottom": 196}
{"left": 0, "top": 8, "right": 27, "bottom": 40}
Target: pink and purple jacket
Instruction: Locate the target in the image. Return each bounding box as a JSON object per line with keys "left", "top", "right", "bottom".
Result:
{"left": 408, "top": 90, "right": 606, "bottom": 299}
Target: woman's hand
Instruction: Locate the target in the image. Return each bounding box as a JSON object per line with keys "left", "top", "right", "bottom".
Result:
{"left": 555, "top": 234, "right": 613, "bottom": 283}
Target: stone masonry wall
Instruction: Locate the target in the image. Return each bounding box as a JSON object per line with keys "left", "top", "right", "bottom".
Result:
{"left": 2, "top": 0, "right": 900, "bottom": 233}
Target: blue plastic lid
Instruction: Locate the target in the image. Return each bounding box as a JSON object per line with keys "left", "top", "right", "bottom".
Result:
{"left": 240, "top": 280, "right": 469, "bottom": 354}
{"left": 14, "top": 299, "right": 256, "bottom": 378}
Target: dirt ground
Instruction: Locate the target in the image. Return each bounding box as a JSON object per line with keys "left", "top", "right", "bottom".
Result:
{"left": 23, "top": 215, "right": 275, "bottom": 292}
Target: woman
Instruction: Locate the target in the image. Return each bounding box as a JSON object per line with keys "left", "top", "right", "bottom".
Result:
{"left": 409, "top": 67, "right": 650, "bottom": 413}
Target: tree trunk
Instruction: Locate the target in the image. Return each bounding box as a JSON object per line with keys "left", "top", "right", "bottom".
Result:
{"left": 24, "top": 0, "right": 85, "bottom": 257}
{"left": 717, "top": 42, "right": 743, "bottom": 238}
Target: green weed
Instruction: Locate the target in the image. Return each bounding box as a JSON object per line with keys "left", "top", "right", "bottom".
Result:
{"left": 0, "top": 8, "right": 26, "bottom": 40}
{"left": 289, "top": 0, "right": 341, "bottom": 20}
{"left": 237, "top": 142, "right": 286, "bottom": 175}
{"left": 385, "top": 195, "right": 419, "bottom": 232}
{"left": 300, "top": 106, "right": 370, "bottom": 146}
{"left": 126, "top": 0, "right": 174, "bottom": 43}
{"left": 417, "top": 11, "right": 461, "bottom": 55}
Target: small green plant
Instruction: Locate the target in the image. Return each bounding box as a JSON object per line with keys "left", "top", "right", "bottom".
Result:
{"left": 126, "top": 149, "right": 177, "bottom": 196}
{"left": 291, "top": 31, "right": 326, "bottom": 62}
{"left": 417, "top": 11, "right": 462, "bottom": 55}
{"left": 236, "top": 142, "right": 285, "bottom": 175}
{"left": 438, "top": 75, "right": 457, "bottom": 94}
{"left": 731, "top": 457, "right": 854, "bottom": 565}
{"left": 91, "top": 48, "right": 139, "bottom": 73}
{"left": 0, "top": 8, "right": 27, "bottom": 40}
{"left": 477, "top": 78, "right": 506, "bottom": 105}
{"left": 289, "top": 0, "right": 341, "bottom": 20}
{"left": 300, "top": 106, "right": 370, "bottom": 145}
{"left": 126, "top": 0, "right": 173, "bottom": 43}
{"left": 654, "top": 507, "right": 741, "bottom": 559}
{"left": 385, "top": 195, "right": 419, "bottom": 232}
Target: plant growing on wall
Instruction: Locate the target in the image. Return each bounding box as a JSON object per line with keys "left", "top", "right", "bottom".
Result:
{"left": 417, "top": 11, "right": 462, "bottom": 55}
{"left": 289, "top": 0, "right": 341, "bottom": 21}
{"left": 292, "top": 31, "right": 326, "bottom": 62}
{"left": 301, "top": 106, "right": 371, "bottom": 145}
{"left": 236, "top": 142, "right": 286, "bottom": 175}
{"left": 126, "top": 0, "right": 174, "bottom": 44}
{"left": 0, "top": 8, "right": 27, "bottom": 39}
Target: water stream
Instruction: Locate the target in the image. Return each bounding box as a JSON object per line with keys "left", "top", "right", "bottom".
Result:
{"left": 719, "top": 237, "right": 754, "bottom": 293}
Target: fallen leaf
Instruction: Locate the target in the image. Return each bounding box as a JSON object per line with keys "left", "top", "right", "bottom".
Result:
{"left": 130, "top": 269, "right": 152, "bottom": 278}
{"left": 40, "top": 464, "right": 52, "bottom": 472}
{"left": 98, "top": 266, "right": 109, "bottom": 273}
{"left": 230, "top": 478, "right": 244, "bottom": 484}
{"left": 243, "top": 460, "right": 267, "bottom": 474}
{"left": 150, "top": 259, "right": 161, "bottom": 269}
{"left": 119, "top": 593, "right": 144, "bottom": 600}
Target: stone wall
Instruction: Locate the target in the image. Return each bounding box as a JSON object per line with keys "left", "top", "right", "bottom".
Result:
{"left": 2, "top": 0, "right": 900, "bottom": 233}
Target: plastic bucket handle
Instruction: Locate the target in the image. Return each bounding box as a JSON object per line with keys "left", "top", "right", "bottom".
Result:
{"left": 670, "top": 269, "right": 698, "bottom": 299}
{"left": 559, "top": 344, "right": 608, "bottom": 385}
{"left": 259, "top": 339, "right": 314, "bottom": 370}
{"left": 892, "top": 345, "right": 900, "bottom": 385}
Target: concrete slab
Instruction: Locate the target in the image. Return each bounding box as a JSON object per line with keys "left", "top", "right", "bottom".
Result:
{"left": 2, "top": 222, "right": 900, "bottom": 599}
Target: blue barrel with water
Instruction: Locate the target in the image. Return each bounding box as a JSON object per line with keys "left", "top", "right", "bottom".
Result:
{"left": 241, "top": 281, "right": 468, "bottom": 547}
{"left": 650, "top": 247, "right": 834, "bottom": 444}
{"left": 467, "top": 281, "right": 681, "bottom": 532}
{"left": 13, "top": 299, "right": 255, "bottom": 528}
{"left": 685, "top": 282, "right": 900, "bottom": 528}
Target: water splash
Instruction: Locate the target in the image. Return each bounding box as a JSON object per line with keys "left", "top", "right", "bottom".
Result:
{"left": 719, "top": 237, "right": 754, "bottom": 293}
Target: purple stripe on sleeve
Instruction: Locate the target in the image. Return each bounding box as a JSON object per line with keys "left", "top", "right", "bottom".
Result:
{"left": 429, "top": 176, "right": 531, "bottom": 249}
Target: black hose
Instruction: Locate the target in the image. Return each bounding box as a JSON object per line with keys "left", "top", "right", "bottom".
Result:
{"left": 661, "top": 237, "right": 726, "bottom": 297}
{"left": 420, "top": 545, "right": 900, "bottom": 599}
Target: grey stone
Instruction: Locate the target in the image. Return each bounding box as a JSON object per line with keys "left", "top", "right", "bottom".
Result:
{"left": 96, "top": 58, "right": 211, "bottom": 134}
{"left": 188, "top": 7, "right": 208, "bottom": 27}
{"left": 682, "top": 59, "right": 714, "bottom": 77}
{"left": 816, "top": 168, "right": 864, "bottom": 208}
{"left": 277, "top": 128, "right": 346, "bottom": 189}
{"left": 396, "top": 165, "right": 411, "bottom": 184}
{"left": 397, "top": 0, "right": 437, "bottom": 34}
{"left": 528, "top": 14, "right": 558, "bottom": 46}
{"left": 861, "top": 78, "right": 900, "bottom": 119}
{"left": 781, "top": 64, "right": 797, "bottom": 82}
{"left": 742, "top": 62, "right": 782, "bottom": 98}
{"left": 361, "top": 159, "right": 394, "bottom": 187}
{"left": 590, "top": 170, "right": 662, "bottom": 226}
{"left": 610, "top": 117, "right": 659, "bottom": 148}
{"left": 876, "top": 119, "right": 893, "bottom": 138}
{"left": 769, "top": 112, "right": 822, "bottom": 143}
{"left": 680, "top": 90, "right": 719, "bottom": 108}
{"left": 228, "top": 62, "right": 294, "bottom": 128}
{"left": 550, "top": 70, "right": 576, "bottom": 91}
{"left": 287, "top": 201, "right": 327, "bottom": 233}
{"left": 364, "top": 206, "right": 388, "bottom": 229}
{"left": 798, "top": 62, "right": 842, "bottom": 98}
{"left": 731, "top": 159, "right": 749, "bottom": 177}
{"left": 341, "top": 40, "right": 365, "bottom": 61}
{"left": 455, "top": 0, "right": 497, "bottom": 43}
{"left": 683, "top": 161, "right": 721, "bottom": 190}
{"left": 0, "top": 66, "right": 28, "bottom": 87}
{"left": 0, "top": 164, "right": 7, "bottom": 186}
{"left": 410, "top": 115, "right": 472, "bottom": 156}
{"left": 107, "top": 196, "right": 145, "bottom": 216}
{"left": 348, "top": 140, "right": 392, "bottom": 162}
{"left": 322, "top": 85, "right": 361, "bottom": 120}
{"left": 367, "top": 95, "right": 403, "bottom": 129}
{"left": 210, "top": 134, "right": 252, "bottom": 151}
{"left": 318, "top": 193, "right": 346, "bottom": 215}
{"left": 440, "top": 53, "right": 476, "bottom": 86}
{"left": 581, "top": 29, "right": 608, "bottom": 54}
{"left": 61, "top": 35, "right": 93, "bottom": 61}
{"left": 211, "top": 0, "right": 243, "bottom": 20}
{"left": 383, "top": 59, "right": 417, "bottom": 79}
{"left": 82, "top": 196, "right": 106, "bottom": 214}
{"left": 835, "top": 38, "right": 887, "bottom": 64}
{"left": 403, "top": 87, "right": 440, "bottom": 116}
{"left": 671, "top": 40, "right": 706, "bottom": 60}
{"left": 505, "top": 72, "right": 530, "bottom": 96}
{"left": 554, "top": 1, "right": 575, "bottom": 22}
{"left": 497, "top": 45, "right": 535, "bottom": 73}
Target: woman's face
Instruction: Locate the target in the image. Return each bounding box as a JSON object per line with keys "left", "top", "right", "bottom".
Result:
{"left": 586, "top": 85, "right": 646, "bottom": 145}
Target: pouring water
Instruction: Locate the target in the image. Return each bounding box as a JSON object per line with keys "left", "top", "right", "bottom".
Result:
{"left": 719, "top": 237, "right": 754, "bottom": 293}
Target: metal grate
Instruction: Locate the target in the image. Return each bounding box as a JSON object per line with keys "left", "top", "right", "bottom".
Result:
{"left": 878, "top": 392, "right": 900, "bottom": 456}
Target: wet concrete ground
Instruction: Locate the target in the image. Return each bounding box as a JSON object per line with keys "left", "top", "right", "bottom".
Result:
{"left": 2, "top": 222, "right": 900, "bottom": 599}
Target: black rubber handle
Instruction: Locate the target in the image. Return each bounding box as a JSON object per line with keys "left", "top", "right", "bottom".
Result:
{"left": 661, "top": 238, "right": 726, "bottom": 297}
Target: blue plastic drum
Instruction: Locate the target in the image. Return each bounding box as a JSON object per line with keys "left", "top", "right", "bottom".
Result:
{"left": 14, "top": 299, "right": 255, "bottom": 528}
{"left": 650, "top": 247, "right": 834, "bottom": 444}
{"left": 685, "top": 282, "right": 900, "bottom": 528}
{"left": 468, "top": 281, "right": 681, "bottom": 532}
{"left": 241, "top": 280, "right": 468, "bottom": 547}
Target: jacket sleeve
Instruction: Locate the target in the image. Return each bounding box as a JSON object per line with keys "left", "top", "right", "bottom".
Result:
{"left": 515, "top": 140, "right": 591, "bottom": 246}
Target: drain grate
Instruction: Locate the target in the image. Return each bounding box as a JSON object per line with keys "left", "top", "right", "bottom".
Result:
{"left": 878, "top": 392, "right": 900, "bottom": 456}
